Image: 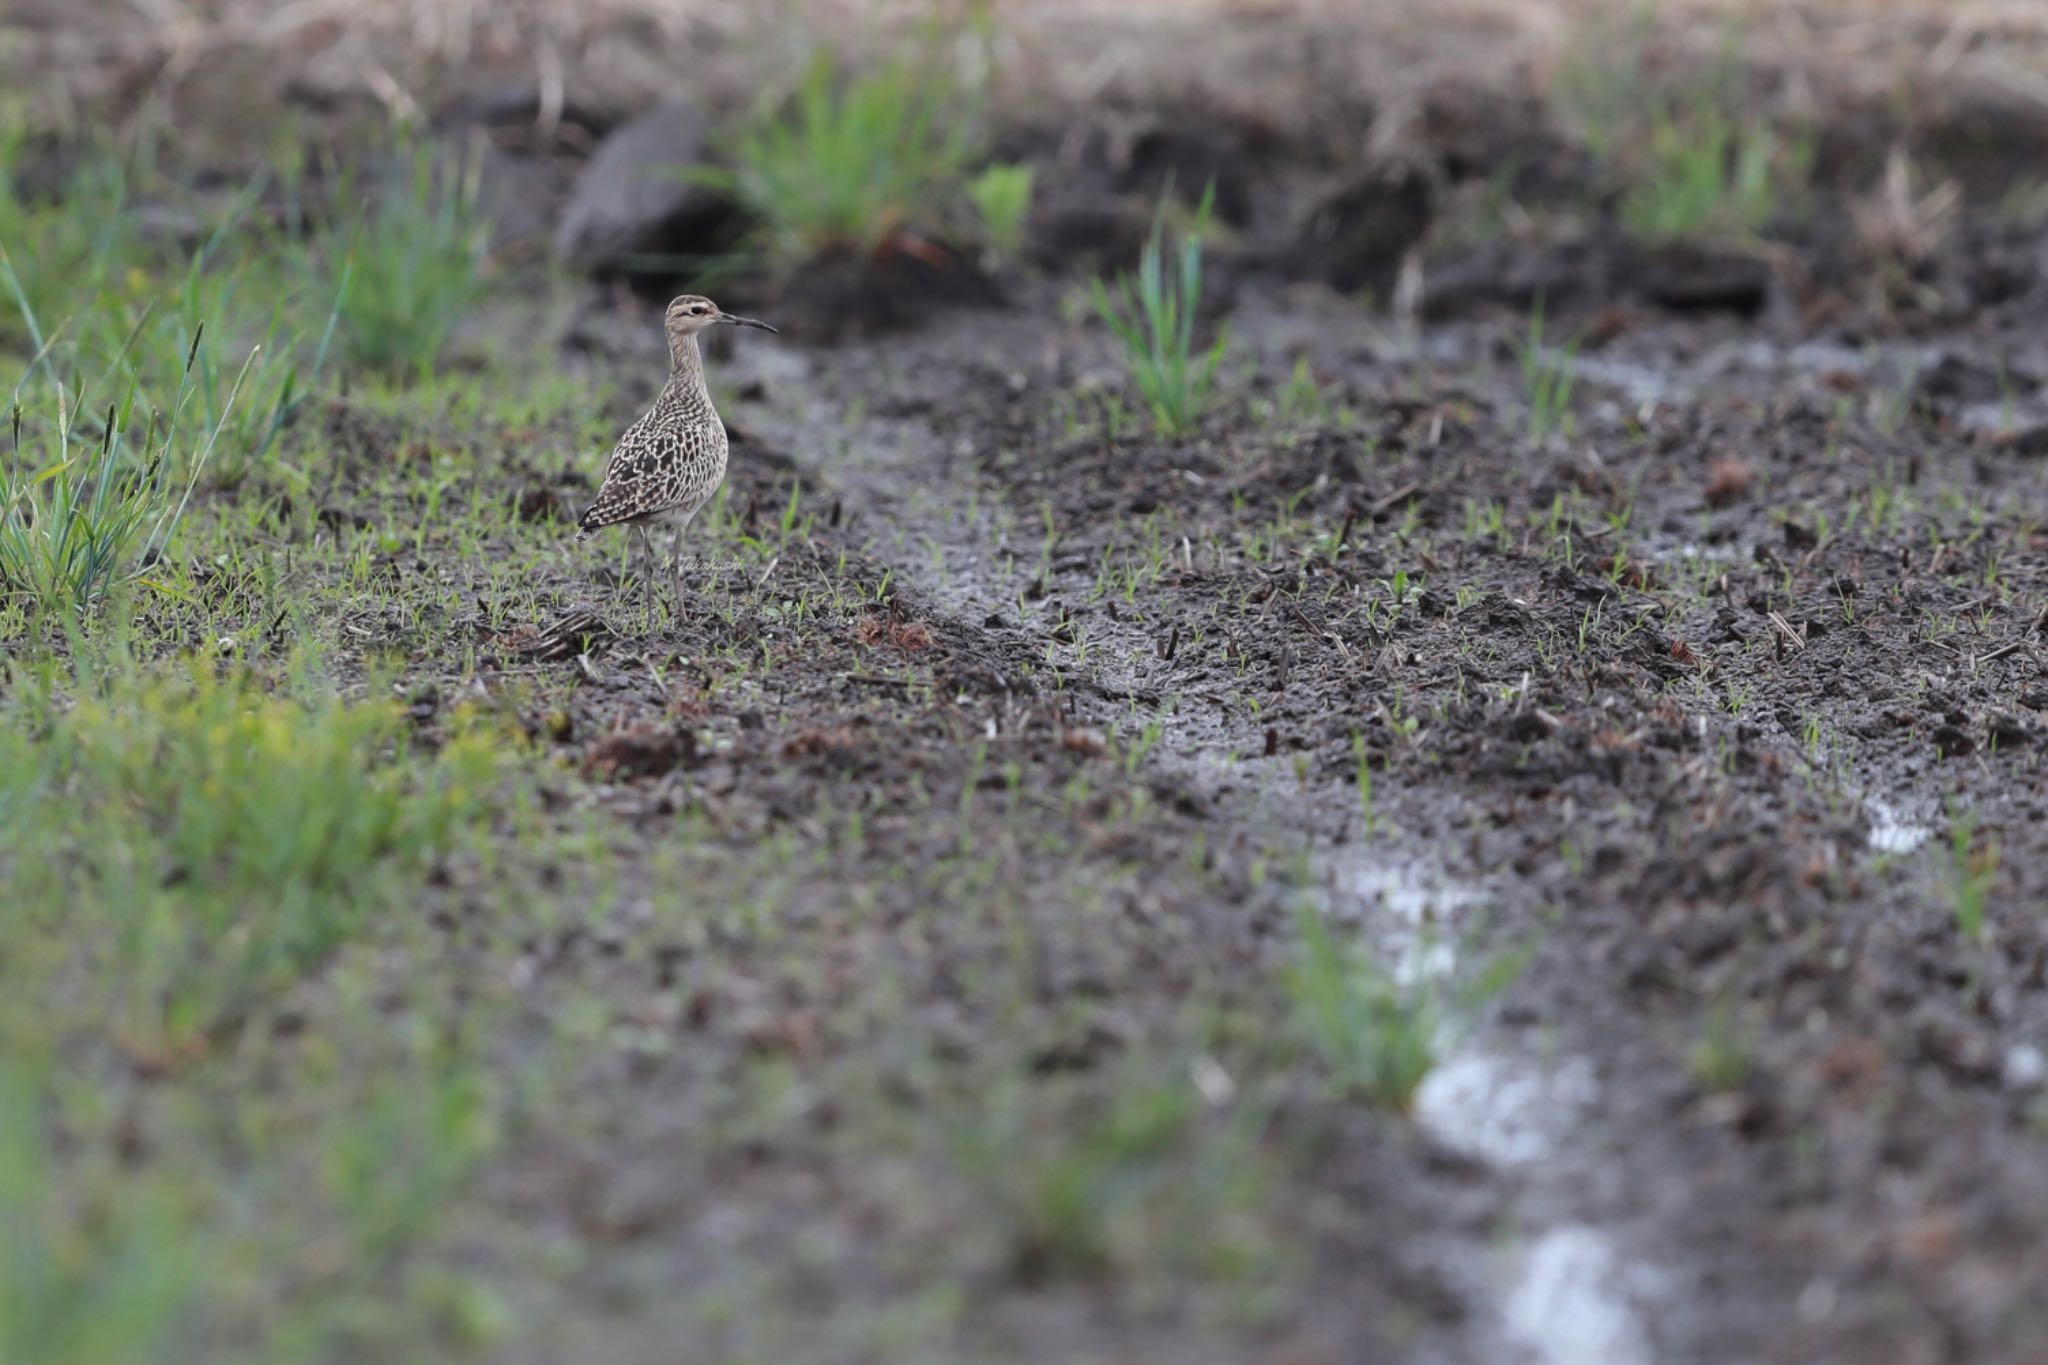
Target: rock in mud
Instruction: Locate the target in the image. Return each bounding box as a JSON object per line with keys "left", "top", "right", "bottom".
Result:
{"left": 1421, "top": 237, "right": 1602, "bottom": 318}
{"left": 1027, "top": 196, "right": 1156, "bottom": 272}
{"left": 1987, "top": 713, "right": 2033, "bottom": 750}
{"left": 1002, "top": 113, "right": 1261, "bottom": 270}
{"left": 1119, "top": 121, "right": 1259, "bottom": 226}
{"left": 1912, "top": 349, "right": 2018, "bottom": 410}
{"left": 1932, "top": 724, "right": 1975, "bottom": 759}
{"left": 1298, "top": 160, "right": 1434, "bottom": 295}
{"left": 759, "top": 242, "right": 1002, "bottom": 338}
{"left": 1629, "top": 240, "right": 1772, "bottom": 315}
{"left": 554, "top": 97, "right": 741, "bottom": 276}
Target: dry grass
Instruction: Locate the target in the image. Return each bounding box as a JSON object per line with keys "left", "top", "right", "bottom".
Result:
{"left": 14, "top": 0, "right": 2048, "bottom": 138}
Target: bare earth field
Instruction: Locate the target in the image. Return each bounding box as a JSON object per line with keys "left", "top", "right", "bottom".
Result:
{"left": 6, "top": 3, "right": 2048, "bottom": 1362}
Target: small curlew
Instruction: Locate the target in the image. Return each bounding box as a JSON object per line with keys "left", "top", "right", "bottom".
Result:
{"left": 577, "top": 294, "right": 777, "bottom": 608}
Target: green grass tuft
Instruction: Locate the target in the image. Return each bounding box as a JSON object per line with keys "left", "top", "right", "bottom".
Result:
{"left": 1946, "top": 807, "right": 1999, "bottom": 944}
{"left": 1089, "top": 186, "right": 1228, "bottom": 439}
{"left": 164, "top": 224, "right": 344, "bottom": 487}
{"left": 0, "top": 137, "right": 338, "bottom": 489}
{"left": 1509, "top": 295, "right": 1579, "bottom": 447}
{"left": 0, "top": 328, "right": 247, "bottom": 618}
{"left": 968, "top": 162, "right": 1035, "bottom": 258}
{"left": 956, "top": 1067, "right": 1268, "bottom": 1283}
{"left": 0, "top": 125, "right": 134, "bottom": 355}
{"left": 1688, "top": 1004, "right": 1753, "bottom": 1093}
{"left": 1289, "top": 904, "right": 1439, "bottom": 1110}
{"left": 1552, "top": 19, "right": 1809, "bottom": 247}
{"left": 1620, "top": 100, "right": 1806, "bottom": 244}
{"left": 704, "top": 50, "right": 982, "bottom": 270}
{"left": 0, "top": 656, "right": 509, "bottom": 1049}
{"left": 0, "top": 1062, "right": 195, "bottom": 1365}
{"left": 311, "top": 145, "right": 487, "bottom": 376}
{"left": 1289, "top": 899, "right": 1531, "bottom": 1113}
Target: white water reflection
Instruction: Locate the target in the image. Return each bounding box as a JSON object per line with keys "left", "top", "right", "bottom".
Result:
{"left": 1506, "top": 1225, "right": 1661, "bottom": 1365}
{"left": 1412, "top": 1050, "right": 1599, "bottom": 1168}
{"left": 1569, "top": 353, "right": 1672, "bottom": 408}
{"left": 1340, "top": 852, "right": 1665, "bottom": 1365}
{"left": 1866, "top": 799, "right": 1933, "bottom": 854}
{"left": 1341, "top": 859, "right": 1482, "bottom": 985}
{"left": 1344, "top": 859, "right": 1484, "bottom": 927}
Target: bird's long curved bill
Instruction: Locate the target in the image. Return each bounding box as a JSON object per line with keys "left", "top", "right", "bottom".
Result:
{"left": 719, "top": 313, "right": 778, "bottom": 333}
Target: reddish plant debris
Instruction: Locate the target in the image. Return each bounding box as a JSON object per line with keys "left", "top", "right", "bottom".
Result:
{"left": 1061, "top": 726, "right": 1108, "bottom": 756}
{"left": 117, "top": 1031, "right": 212, "bottom": 1080}
{"left": 1590, "top": 727, "right": 1641, "bottom": 753}
{"left": 1704, "top": 457, "right": 1756, "bottom": 508}
{"left": 854, "top": 614, "right": 934, "bottom": 652}
{"left": 1819, "top": 1036, "right": 1887, "bottom": 1103}
{"left": 742, "top": 1008, "right": 823, "bottom": 1058}
{"left": 1596, "top": 554, "right": 1660, "bottom": 590}
{"left": 517, "top": 485, "right": 566, "bottom": 523}
{"left": 1800, "top": 846, "right": 1836, "bottom": 885}
{"left": 783, "top": 726, "right": 862, "bottom": 757}
{"left": 1896, "top": 1212, "right": 1961, "bottom": 1268}
{"left": 1580, "top": 305, "right": 1634, "bottom": 348}
{"left": 584, "top": 721, "right": 692, "bottom": 780}
{"left": 874, "top": 229, "right": 951, "bottom": 269}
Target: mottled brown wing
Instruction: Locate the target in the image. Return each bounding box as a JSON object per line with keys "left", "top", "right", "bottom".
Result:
{"left": 577, "top": 414, "right": 679, "bottom": 533}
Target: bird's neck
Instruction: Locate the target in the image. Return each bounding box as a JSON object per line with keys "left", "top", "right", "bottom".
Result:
{"left": 667, "top": 331, "right": 704, "bottom": 382}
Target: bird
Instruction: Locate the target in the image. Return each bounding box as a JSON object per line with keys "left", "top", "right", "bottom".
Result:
{"left": 576, "top": 294, "right": 777, "bottom": 610}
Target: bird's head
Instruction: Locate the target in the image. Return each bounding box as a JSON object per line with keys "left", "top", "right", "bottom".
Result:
{"left": 664, "top": 294, "right": 776, "bottom": 345}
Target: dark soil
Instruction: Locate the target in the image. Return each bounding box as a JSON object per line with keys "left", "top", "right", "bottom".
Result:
{"left": 485, "top": 68, "right": 2048, "bottom": 1356}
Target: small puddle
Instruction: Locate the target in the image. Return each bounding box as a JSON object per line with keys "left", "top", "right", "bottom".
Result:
{"left": 1339, "top": 850, "right": 1665, "bottom": 1363}
{"left": 1340, "top": 858, "right": 1482, "bottom": 985}
{"left": 1412, "top": 1049, "right": 1599, "bottom": 1168}
{"left": 1866, "top": 798, "right": 1933, "bottom": 854}
{"left": 1505, "top": 1225, "right": 1661, "bottom": 1365}
{"left": 1570, "top": 353, "right": 1673, "bottom": 408}
{"left": 1563, "top": 336, "right": 1950, "bottom": 420}
{"left": 1342, "top": 858, "right": 1484, "bottom": 926}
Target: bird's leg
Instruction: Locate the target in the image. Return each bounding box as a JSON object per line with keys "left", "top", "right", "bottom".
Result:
{"left": 669, "top": 523, "right": 688, "bottom": 615}
{"left": 634, "top": 526, "right": 657, "bottom": 617}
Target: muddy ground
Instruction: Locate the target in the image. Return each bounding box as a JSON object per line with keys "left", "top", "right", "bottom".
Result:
{"left": 14, "top": 2, "right": 2048, "bottom": 1362}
